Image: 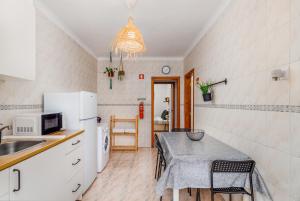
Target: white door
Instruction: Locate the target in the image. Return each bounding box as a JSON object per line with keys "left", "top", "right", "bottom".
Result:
{"left": 80, "top": 92, "right": 97, "bottom": 120}
{"left": 80, "top": 118, "right": 97, "bottom": 192}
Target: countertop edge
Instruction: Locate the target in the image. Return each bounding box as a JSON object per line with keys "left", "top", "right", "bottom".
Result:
{"left": 0, "top": 129, "right": 84, "bottom": 171}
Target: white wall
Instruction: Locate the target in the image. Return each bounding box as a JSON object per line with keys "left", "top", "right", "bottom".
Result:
{"left": 184, "top": 1, "right": 300, "bottom": 201}
{"left": 97, "top": 59, "right": 184, "bottom": 147}
{"left": 154, "top": 84, "right": 171, "bottom": 117}
{"left": 0, "top": 10, "right": 97, "bottom": 134}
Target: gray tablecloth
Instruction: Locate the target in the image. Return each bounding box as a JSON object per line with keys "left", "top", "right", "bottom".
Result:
{"left": 155, "top": 132, "right": 273, "bottom": 201}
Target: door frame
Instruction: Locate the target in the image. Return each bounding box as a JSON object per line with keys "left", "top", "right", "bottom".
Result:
{"left": 184, "top": 68, "right": 195, "bottom": 129}
{"left": 151, "top": 76, "right": 180, "bottom": 147}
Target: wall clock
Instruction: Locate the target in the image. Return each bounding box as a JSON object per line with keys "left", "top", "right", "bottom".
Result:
{"left": 162, "top": 65, "right": 171, "bottom": 75}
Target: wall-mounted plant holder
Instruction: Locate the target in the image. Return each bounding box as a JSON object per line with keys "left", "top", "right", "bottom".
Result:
{"left": 107, "top": 71, "right": 114, "bottom": 78}
{"left": 202, "top": 93, "right": 212, "bottom": 102}
{"left": 208, "top": 78, "right": 227, "bottom": 88}
{"left": 118, "top": 53, "right": 125, "bottom": 81}
{"left": 196, "top": 78, "right": 227, "bottom": 102}
{"left": 104, "top": 52, "right": 117, "bottom": 89}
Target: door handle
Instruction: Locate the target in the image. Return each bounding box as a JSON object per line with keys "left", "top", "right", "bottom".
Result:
{"left": 72, "top": 140, "right": 80, "bottom": 146}
{"left": 13, "top": 169, "right": 21, "bottom": 192}
{"left": 72, "top": 184, "right": 81, "bottom": 193}
{"left": 72, "top": 159, "right": 81, "bottom": 166}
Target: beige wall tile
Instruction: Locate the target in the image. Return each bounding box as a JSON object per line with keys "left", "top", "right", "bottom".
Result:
{"left": 267, "top": 23, "right": 290, "bottom": 69}
{"left": 290, "top": 156, "right": 300, "bottom": 200}
{"left": 291, "top": 18, "right": 300, "bottom": 63}
{"left": 267, "top": 0, "right": 290, "bottom": 29}
{"left": 290, "top": 61, "right": 300, "bottom": 105}
{"left": 265, "top": 112, "right": 290, "bottom": 153}
{"left": 291, "top": 0, "right": 300, "bottom": 20}
{"left": 290, "top": 113, "right": 300, "bottom": 157}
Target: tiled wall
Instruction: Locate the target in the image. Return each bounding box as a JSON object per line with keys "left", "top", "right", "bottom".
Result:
{"left": 184, "top": 1, "right": 300, "bottom": 201}
{"left": 0, "top": 11, "right": 97, "bottom": 134}
{"left": 97, "top": 59, "right": 184, "bottom": 147}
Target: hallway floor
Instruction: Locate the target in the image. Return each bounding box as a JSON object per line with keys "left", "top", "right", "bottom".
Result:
{"left": 82, "top": 148, "right": 224, "bottom": 201}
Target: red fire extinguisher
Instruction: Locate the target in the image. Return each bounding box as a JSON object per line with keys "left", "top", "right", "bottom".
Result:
{"left": 139, "top": 102, "right": 144, "bottom": 119}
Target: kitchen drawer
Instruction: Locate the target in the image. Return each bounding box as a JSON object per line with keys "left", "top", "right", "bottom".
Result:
{"left": 66, "top": 135, "right": 82, "bottom": 154}
{"left": 0, "top": 169, "right": 9, "bottom": 198}
{"left": 67, "top": 169, "right": 84, "bottom": 201}
{"left": 66, "top": 147, "right": 83, "bottom": 181}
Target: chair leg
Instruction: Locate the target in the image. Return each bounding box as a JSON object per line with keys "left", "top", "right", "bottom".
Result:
{"left": 157, "top": 158, "right": 162, "bottom": 180}
{"left": 229, "top": 194, "right": 232, "bottom": 201}
{"left": 251, "top": 194, "right": 254, "bottom": 201}
{"left": 196, "top": 189, "right": 200, "bottom": 201}
{"left": 211, "top": 191, "right": 214, "bottom": 201}
{"left": 160, "top": 196, "right": 162, "bottom": 201}
{"left": 187, "top": 188, "right": 191, "bottom": 196}
{"left": 154, "top": 152, "right": 159, "bottom": 179}
{"left": 157, "top": 162, "right": 161, "bottom": 180}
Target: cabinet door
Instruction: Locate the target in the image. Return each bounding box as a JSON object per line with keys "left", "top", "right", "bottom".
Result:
{"left": 10, "top": 143, "right": 67, "bottom": 201}
{"left": 0, "top": 0, "right": 35, "bottom": 80}
{"left": 0, "top": 169, "right": 9, "bottom": 201}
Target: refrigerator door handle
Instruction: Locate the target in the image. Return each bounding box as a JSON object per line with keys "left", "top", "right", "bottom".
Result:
{"left": 80, "top": 117, "right": 97, "bottom": 121}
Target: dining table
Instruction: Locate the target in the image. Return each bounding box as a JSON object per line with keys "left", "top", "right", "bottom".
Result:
{"left": 155, "top": 132, "right": 273, "bottom": 201}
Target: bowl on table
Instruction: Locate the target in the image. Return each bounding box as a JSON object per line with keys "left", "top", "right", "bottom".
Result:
{"left": 186, "top": 129, "right": 205, "bottom": 141}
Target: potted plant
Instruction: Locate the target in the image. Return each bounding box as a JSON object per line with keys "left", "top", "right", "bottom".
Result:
{"left": 104, "top": 67, "right": 115, "bottom": 77}
{"left": 196, "top": 77, "right": 212, "bottom": 102}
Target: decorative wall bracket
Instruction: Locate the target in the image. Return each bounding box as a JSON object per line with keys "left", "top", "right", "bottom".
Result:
{"left": 208, "top": 78, "right": 227, "bottom": 88}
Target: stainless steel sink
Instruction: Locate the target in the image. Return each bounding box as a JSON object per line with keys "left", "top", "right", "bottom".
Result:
{"left": 0, "top": 140, "right": 45, "bottom": 156}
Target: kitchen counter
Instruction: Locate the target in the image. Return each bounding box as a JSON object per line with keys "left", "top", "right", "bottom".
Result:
{"left": 0, "top": 129, "right": 84, "bottom": 171}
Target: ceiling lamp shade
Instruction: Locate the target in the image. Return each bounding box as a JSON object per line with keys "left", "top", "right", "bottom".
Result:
{"left": 112, "top": 17, "right": 146, "bottom": 57}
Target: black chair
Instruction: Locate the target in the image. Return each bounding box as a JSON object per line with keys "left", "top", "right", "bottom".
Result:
{"left": 154, "top": 134, "right": 167, "bottom": 201}
{"left": 154, "top": 134, "right": 167, "bottom": 180}
{"left": 210, "top": 160, "right": 256, "bottom": 201}
{"left": 171, "top": 128, "right": 191, "bottom": 132}
{"left": 154, "top": 134, "right": 159, "bottom": 180}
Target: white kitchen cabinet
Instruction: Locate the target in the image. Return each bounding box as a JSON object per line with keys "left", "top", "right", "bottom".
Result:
{"left": 8, "top": 135, "right": 84, "bottom": 201}
{"left": 0, "top": 0, "right": 36, "bottom": 80}
{"left": 65, "top": 137, "right": 84, "bottom": 201}
{"left": 66, "top": 169, "right": 84, "bottom": 201}
{"left": 0, "top": 169, "right": 9, "bottom": 201}
{"left": 9, "top": 143, "right": 66, "bottom": 201}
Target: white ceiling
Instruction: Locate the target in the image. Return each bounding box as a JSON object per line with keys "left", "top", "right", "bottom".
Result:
{"left": 37, "top": 0, "right": 229, "bottom": 58}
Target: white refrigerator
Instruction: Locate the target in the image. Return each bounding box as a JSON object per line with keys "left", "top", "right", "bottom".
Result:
{"left": 44, "top": 91, "right": 97, "bottom": 193}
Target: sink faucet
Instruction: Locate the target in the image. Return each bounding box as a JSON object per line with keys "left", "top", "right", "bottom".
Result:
{"left": 0, "top": 125, "right": 10, "bottom": 144}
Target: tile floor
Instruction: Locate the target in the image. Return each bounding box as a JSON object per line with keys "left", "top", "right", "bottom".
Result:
{"left": 82, "top": 148, "right": 224, "bottom": 201}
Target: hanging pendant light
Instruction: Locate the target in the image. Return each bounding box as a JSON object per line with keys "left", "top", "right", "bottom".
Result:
{"left": 112, "top": 0, "right": 146, "bottom": 58}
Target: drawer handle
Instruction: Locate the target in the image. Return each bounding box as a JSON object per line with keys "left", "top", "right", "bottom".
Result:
{"left": 72, "top": 184, "right": 81, "bottom": 193}
{"left": 72, "top": 159, "right": 81, "bottom": 166}
{"left": 13, "top": 169, "right": 21, "bottom": 192}
{"left": 72, "top": 140, "right": 80, "bottom": 146}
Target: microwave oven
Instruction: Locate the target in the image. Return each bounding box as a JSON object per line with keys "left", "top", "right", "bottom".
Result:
{"left": 13, "top": 112, "right": 63, "bottom": 136}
